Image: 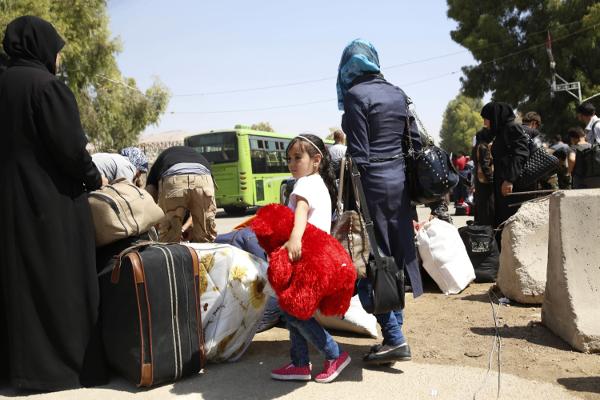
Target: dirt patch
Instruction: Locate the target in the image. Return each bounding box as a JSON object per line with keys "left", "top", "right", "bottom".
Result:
{"left": 401, "top": 281, "right": 600, "bottom": 399}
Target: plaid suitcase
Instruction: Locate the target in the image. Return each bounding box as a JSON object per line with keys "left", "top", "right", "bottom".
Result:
{"left": 101, "top": 243, "right": 205, "bottom": 387}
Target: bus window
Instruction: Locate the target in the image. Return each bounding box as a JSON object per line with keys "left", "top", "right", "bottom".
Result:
{"left": 185, "top": 132, "right": 238, "bottom": 164}
{"left": 250, "top": 135, "right": 288, "bottom": 174}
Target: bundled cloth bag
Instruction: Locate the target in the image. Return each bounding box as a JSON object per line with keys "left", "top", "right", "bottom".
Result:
{"left": 89, "top": 180, "right": 164, "bottom": 246}
{"left": 416, "top": 218, "right": 475, "bottom": 294}
{"left": 185, "top": 243, "right": 273, "bottom": 362}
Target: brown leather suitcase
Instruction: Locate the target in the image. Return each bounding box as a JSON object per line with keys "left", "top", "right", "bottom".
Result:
{"left": 100, "top": 243, "right": 205, "bottom": 387}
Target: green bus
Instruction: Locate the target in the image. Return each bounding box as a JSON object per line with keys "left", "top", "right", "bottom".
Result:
{"left": 184, "top": 126, "right": 296, "bottom": 214}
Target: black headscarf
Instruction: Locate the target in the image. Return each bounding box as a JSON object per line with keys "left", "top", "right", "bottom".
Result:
{"left": 475, "top": 127, "right": 492, "bottom": 144}
{"left": 2, "top": 15, "right": 65, "bottom": 75}
{"left": 480, "top": 102, "right": 515, "bottom": 134}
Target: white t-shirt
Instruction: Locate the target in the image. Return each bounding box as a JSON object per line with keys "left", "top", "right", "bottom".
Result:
{"left": 287, "top": 174, "right": 332, "bottom": 233}
{"left": 585, "top": 115, "right": 600, "bottom": 144}
{"left": 328, "top": 143, "right": 347, "bottom": 163}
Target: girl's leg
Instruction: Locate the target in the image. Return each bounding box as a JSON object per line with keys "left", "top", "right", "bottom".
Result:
{"left": 287, "top": 319, "right": 310, "bottom": 366}
{"left": 284, "top": 313, "right": 340, "bottom": 360}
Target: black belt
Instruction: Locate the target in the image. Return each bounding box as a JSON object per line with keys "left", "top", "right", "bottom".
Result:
{"left": 369, "top": 154, "right": 403, "bottom": 163}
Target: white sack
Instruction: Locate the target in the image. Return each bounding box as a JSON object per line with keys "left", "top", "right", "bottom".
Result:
{"left": 416, "top": 218, "right": 475, "bottom": 294}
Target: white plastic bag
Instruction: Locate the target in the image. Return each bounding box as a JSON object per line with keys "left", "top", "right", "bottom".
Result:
{"left": 416, "top": 218, "right": 475, "bottom": 294}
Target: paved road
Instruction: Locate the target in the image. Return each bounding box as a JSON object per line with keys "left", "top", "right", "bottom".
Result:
{"left": 214, "top": 204, "right": 472, "bottom": 235}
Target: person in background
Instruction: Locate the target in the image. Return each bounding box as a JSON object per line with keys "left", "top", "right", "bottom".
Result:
{"left": 480, "top": 102, "right": 530, "bottom": 234}
{"left": 337, "top": 39, "right": 423, "bottom": 365}
{"left": 567, "top": 126, "right": 600, "bottom": 189}
{"left": 145, "top": 146, "right": 217, "bottom": 243}
{"left": 0, "top": 16, "right": 107, "bottom": 391}
{"left": 521, "top": 111, "right": 543, "bottom": 148}
{"left": 471, "top": 128, "right": 495, "bottom": 226}
{"left": 576, "top": 102, "right": 600, "bottom": 145}
{"left": 328, "top": 129, "right": 347, "bottom": 176}
{"left": 120, "top": 146, "right": 149, "bottom": 186}
{"left": 547, "top": 135, "right": 571, "bottom": 189}
{"left": 92, "top": 152, "right": 137, "bottom": 183}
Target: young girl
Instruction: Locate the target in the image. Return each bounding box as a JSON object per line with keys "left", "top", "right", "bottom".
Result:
{"left": 270, "top": 134, "right": 351, "bottom": 383}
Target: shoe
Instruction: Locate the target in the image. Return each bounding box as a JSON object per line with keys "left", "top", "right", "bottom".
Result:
{"left": 315, "top": 352, "right": 351, "bottom": 383}
{"left": 270, "top": 362, "right": 312, "bottom": 381}
{"left": 363, "top": 343, "right": 392, "bottom": 366}
{"left": 363, "top": 343, "right": 411, "bottom": 365}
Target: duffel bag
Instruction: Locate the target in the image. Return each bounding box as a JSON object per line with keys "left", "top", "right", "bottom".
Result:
{"left": 100, "top": 243, "right": 205, "bottom": 387}
{"left": 458, "top": 224, "right": 499, "bottom": 283}
{"left": 89, "top": 180, "right": 164, "bottom": 247}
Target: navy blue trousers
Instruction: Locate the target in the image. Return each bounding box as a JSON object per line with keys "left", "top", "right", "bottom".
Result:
{"left": 359, "top": 157, "right": 423, "bottom": 297}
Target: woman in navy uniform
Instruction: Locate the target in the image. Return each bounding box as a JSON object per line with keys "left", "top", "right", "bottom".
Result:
{"left": 337, "top": 39, "right": 423, "bottom": 365}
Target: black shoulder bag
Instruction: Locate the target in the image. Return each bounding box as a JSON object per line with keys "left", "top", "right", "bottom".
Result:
{"left": 350, "top": 162, "right": 405, "bottom": 314}
{"left": 510, "top": 123, "right": 559, "bottom": 190}
{"left": 402, "top": 97, "right": 459, "bottom": 204}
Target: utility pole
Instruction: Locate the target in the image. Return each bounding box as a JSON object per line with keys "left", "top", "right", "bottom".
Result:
{"left": 547, "top": 31, "right": 600, "bottom": 103}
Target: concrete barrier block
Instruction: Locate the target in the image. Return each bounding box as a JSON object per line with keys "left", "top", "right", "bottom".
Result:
{"left": 542, "top": 189, "right": 600, "bottom": 353}
{"left": 497, "top": 198, "right": 549, "bottom": 304}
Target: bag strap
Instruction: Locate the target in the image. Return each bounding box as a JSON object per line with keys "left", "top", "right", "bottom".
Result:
{"left": 336, "top": 156, "right": 346, "bottom": 214}
{"left": 349, "top": 162, "right": 384, "bottom": 264}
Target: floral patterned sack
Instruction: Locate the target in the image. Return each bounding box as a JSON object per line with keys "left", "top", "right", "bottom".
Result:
{"left": 185, "top": 243, "right": 272, "bottom": 362}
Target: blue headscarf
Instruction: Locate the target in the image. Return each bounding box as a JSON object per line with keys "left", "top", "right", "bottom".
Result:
{"left": 120, "top": 147, "right": 148, "bottom": 172}
{"left": 336, "top": 39, "right": 381, "bottom": 110}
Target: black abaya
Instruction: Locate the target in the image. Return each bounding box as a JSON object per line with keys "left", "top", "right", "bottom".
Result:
{"left": 0, "top": 16, "right": 106, "bottom": 391}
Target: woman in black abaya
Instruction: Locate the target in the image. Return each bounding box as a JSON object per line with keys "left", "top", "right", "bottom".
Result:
{"left": 480, "top": 102, "right": 530, "bottom": 230}
{"left": 0, "top": 16, "right": 107, "bottom": 391}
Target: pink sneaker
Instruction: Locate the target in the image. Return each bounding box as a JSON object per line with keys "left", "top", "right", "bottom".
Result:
{"left": 271, "top": 362, "right": 312, "bottom": 381}
{"left": 315, "top": 352, "right": 351, "bottom": 383}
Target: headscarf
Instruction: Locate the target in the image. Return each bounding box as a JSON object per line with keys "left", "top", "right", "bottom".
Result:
{"left": 2, "top": 15, "right": 65, "bottom": 75}
{"left": 120, "top": 147, "right": 148, "bottom": 172}
{"left": 480, "top": 102, "right": 515, "bottom": 134}
{"left": 336, "top": 39, "right": 381, "bottom": 110}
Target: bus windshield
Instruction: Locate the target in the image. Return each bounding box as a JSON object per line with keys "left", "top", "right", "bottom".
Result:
{"left": 185, "top": 132, "right": 238, "bottom": 164}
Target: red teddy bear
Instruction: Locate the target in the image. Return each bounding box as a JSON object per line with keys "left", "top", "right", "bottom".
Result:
{"left": 250, "top": 204, "right": 357, "bottom": 320}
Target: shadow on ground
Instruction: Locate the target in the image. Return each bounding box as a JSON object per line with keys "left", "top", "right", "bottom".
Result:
{"left": 0, "top": 339, "right": 405, "bottom": 400}
{"left": 557, "top": 376, "right": 600, "bottom": 394}
{"left": 470, "top": 325, "right": 571, "bottom": 351}
{"left": 168, "top": 340, "right": 399, "bottom": 399}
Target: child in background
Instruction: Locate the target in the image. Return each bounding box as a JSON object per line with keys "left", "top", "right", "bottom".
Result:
{"left": 270, "top": 134, "right": 351, "bottom": 383}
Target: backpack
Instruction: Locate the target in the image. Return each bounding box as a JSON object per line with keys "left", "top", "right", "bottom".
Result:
{"left": 576, "top": 120, "right": 600, "bottom": 178}
{"left": 458, "top": 224, "right": 499, "bottom": 283}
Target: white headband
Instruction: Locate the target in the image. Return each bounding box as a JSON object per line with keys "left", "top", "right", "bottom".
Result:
{"left": 296, "top": 135, "right": 323, "bottom": 157}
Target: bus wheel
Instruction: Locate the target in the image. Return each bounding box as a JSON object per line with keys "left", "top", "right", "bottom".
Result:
{"left": 224, "top": 206, "right": 247, "bottom": 216}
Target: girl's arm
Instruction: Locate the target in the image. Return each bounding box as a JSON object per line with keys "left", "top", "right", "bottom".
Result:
{"left": 284, "top": 196, "right": 309, "bottom": 262}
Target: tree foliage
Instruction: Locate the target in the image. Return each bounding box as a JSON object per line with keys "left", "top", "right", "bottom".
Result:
{"left": 0, "top": 0, "right": 170, "bottom": 151}
{"left": 440, "top": 94, "right": 483, "bottom": 154}
{"left": 250, "top": 122, "right": 274, "bottom": 132}
{"left": 447, "top": 0, "right": 600, "bottom": 136}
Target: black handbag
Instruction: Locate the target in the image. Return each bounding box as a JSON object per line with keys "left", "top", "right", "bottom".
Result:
{"left": 350, "top": 162, "right": 405, "bottom": 314}
{"left": 514, "top": 136, "right": 560, "bottom": 190}
{"left": 403, "top": 97, "right": 459, "bottom": 204}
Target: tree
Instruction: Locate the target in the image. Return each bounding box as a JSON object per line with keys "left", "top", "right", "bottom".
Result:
{"left": 0, "top": 0, "right": 170, "bottom": 151}
{"left": 250, "top": 122, "right": 274, "bottom": 132}
{"left": 439, "top": 94, "right": 483, "bottom": 154}
{"left": 447, "top": 0, "right": 600, "bottom": 136}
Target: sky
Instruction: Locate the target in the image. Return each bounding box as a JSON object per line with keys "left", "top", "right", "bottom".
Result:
{"left": 107, "top": 0, "right": 477, "bottom": 141}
